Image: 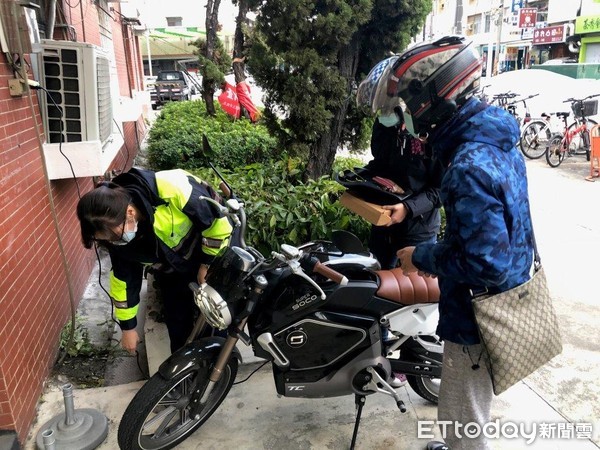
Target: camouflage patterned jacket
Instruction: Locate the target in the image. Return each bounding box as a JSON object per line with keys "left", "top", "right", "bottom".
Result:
{"left": 412, "top": 97, "right": 535, "bottom": 345}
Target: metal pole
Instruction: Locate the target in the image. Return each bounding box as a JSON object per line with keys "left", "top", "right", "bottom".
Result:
{"left": 495, "top": 1, "right": 504, "bottom": 75}
{"left": 485, "top": 8, "right": 495, "bottom": 79}
{"left": 41, "top": 429, "right": 55, "bottom": 450}
{"left": 146, "top": 29, "right": 153, "bottom": 76}
{"left": 62, "top": 383, "right": 76, "bottom": 426}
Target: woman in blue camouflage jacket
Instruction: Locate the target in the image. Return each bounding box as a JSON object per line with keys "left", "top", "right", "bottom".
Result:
{"left": 374, "top": 36, "right": 535, "bottom": 450}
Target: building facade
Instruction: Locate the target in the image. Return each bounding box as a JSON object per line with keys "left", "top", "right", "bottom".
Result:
{"left": 0, "top": 0, "right": 147, "bottom": 445}
{"left": 421, "top": 0, "right": 600, "bottom": 77}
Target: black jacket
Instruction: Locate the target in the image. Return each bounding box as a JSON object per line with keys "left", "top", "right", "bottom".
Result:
{"left": 106, "top": 168, "right": 233, "bottom": 330}
{"left": 365, "top": 120, "right": 443, "bottom": 241}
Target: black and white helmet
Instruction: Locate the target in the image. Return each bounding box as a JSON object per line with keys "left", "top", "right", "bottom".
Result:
{"left": 371, "top": 35, "right": 482, "bottom": 136}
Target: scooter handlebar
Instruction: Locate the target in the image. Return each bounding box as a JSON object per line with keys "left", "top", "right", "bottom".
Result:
{"left": 313, "top": 261, "right": 348, "bottom": 285}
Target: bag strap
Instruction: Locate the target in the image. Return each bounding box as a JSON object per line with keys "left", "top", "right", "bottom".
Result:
{"left": 527, "top": 198, "right": 542, "bottom": 271}
{"left": 471, "top": 203, "right": 539, "bottom": 298}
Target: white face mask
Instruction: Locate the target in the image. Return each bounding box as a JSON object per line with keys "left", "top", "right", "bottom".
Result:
{"left": 378, "top": 112, "right": 400, "bottom": 128}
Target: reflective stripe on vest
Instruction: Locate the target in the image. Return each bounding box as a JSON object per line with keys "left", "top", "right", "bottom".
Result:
{"left": 109, "top": 271, "right": 138, "bottom": 321}
{"left": 202, "top": 216, "right": 233, "bottom": 255}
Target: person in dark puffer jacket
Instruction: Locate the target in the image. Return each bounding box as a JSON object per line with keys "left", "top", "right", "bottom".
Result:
{"left": 374, "top": 36, "right": 535, "bottom": 450}
{"left": 357, "top": 56, "right": 443, "bottom": 271}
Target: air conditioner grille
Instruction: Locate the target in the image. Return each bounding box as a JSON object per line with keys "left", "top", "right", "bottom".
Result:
{"left": 97, "top": 57, "right": 112, "bottom": 143}
{"left": 39, "top": 40, "right": 113, "bottom": 147}
{"left": 42, "top": 48, "right": 84, "bottom": 144}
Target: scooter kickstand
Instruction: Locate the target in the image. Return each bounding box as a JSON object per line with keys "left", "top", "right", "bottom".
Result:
{"left": 350, "top": 394, "right": 365, "bottom": 450}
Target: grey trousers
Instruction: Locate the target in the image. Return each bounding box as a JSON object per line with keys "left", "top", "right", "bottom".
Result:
{"left": 437, "top": 341, "right": 493, "bottom": 450}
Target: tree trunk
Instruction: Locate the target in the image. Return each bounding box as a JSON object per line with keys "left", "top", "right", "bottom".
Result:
{"left": 305, "top": 38, "right": 360, "bottom": 180}
{"left": 233, "top": 0, "right": 249, "bottom": 84}
{"left": 202, "top": 0, "right": 221, "bottom": 115}
{"left": 232, "top": 0, "right": 249, "bottom": 119}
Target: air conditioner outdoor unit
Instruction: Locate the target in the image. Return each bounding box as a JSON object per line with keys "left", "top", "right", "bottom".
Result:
{"left": 38, "top": 39, "right": 113, "bottom": 147}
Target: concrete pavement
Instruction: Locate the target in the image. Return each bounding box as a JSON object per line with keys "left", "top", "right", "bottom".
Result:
{"left": 24, "top": 156, "right": 600, "bottom": 449}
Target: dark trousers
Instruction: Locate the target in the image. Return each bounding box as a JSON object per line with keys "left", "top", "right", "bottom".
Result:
{"left": 153, "top": 271, "right": 198, "bottom": 353}
{"left": 153, "top": 270, "right": 227, "bottom": 353}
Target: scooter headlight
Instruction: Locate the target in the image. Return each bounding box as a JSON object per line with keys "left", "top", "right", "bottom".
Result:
{"left": 193, "top": 284, "right": 232, "bottom": 330}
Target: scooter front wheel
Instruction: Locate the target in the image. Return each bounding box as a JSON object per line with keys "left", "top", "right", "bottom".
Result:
{"left": 118, "top": 358, "right": 238, "bottom": 450}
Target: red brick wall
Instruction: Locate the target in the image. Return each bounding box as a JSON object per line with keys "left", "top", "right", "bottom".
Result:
{"left": 0, "top": 53, "right": 96, "bottom": 441}
{"left": 0, "top": 0, "right": 146, "bottom": 443}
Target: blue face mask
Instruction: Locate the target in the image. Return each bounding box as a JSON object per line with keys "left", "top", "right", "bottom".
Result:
{"left": 403, "top": 113, "right": 418, "bottom": 137}
{"left": 378, "top": 112, "right": 400, "bottom": 128}
{"left": 113, "top": 220, "right": 138, "bottom": 246}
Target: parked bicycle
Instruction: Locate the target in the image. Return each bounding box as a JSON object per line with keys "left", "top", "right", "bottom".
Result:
{"left": 490, "top": 91, "right": 518, "bottom": 109}
{"left": 520, "top": 112, "right": 555, "bottom": 160}
{"left": 477, "top": 84, "right": 491, "bottom": 103}
{"left": 546, "top": 94, "right": 600, "bottom": 167}
{"left": 505, "top": 93, "right": 539, "bottom": 129}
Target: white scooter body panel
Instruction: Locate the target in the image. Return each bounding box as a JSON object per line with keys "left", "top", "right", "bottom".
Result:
{"left": 384, "top": 303, "right": 439, "bottom": 337}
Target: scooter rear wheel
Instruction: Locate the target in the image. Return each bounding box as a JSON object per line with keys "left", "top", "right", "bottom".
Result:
{"left": 406, "top": 366, "right": 440, "bottom": 404}
{"left": 117, "top": 358, "right": 237, "bottom": 450}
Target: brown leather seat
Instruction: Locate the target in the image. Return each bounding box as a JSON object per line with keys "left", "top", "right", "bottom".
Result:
{"left": 375, "top": 268, "right": 440, "bottom": 305}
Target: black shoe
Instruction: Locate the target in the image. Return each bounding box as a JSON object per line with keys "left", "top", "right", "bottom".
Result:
{"left": 426, "top": 441, "right": 449, "bottom": 450}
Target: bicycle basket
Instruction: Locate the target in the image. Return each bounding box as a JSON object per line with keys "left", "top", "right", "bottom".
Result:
{"left": 572, "top": 100, "right": 598, "bottom": 118}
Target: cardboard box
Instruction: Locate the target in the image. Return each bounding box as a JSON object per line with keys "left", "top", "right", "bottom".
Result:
{"left": 339, "top": 191, "right": 392, "bottom": 226}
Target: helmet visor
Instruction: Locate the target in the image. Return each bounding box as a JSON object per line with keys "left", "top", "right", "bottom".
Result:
{"left": 357, "top": 56, "right": 399, "bottom": 110}
{"left": 370, "top": 62, "right": 402, "bottom": 115}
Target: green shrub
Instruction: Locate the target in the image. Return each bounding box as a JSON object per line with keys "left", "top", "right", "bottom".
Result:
{"left": 332, "top": 155, "right": 367, "bottom": 174}
{"left": 146, "top": 101, "right": 278, "bottom": 171}
{"left": 59, "top": 316, "right": 94, "bottom": 357}
{"left": 192, "top": 157, "right": 371, "bottom": 255}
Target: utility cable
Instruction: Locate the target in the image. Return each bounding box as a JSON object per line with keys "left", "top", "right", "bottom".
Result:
{"left": 36, "top": 86, "right": 82, "bottom": 198}
{"left": 232, "top": 361, "right": 268, "bottom": 385}
{"left": 113, "top": 118, "right": 130, "bottom": 174}
{"left": 14, "top": 25, "right": 79, "bottom": 367}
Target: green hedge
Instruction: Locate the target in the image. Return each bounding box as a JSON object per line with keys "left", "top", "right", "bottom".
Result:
{"left": 192, "top": 156, "right": 371, "bottom": 255}
{"left": 146, "top": 101, "right": 279, "bottom": 171}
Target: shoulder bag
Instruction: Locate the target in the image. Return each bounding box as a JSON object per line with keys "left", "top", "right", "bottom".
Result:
{"left": 471, "top": 231, "right": 563, "bottom": 395}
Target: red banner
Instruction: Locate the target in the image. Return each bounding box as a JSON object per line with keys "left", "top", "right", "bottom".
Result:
{"left": 236, "top": 81, "right": 260, "bottom": 123}
{"left": 532, "top": 26, "right": 565, "bottom": 44}
{"left": 217, "top": 82, "right": 241, "bottom": 118}
{"left": 518, "top": 7, "right": 537, "bottom": 28}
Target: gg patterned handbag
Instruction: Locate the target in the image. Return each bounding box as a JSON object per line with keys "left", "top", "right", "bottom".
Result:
{"left": 471, "top": 235, "right": 562, "bottom": 395}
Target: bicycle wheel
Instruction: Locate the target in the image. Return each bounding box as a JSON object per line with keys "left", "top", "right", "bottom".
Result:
{"left": 567, "top": 119, "right": 597, "bottom": 159}
{"left": 546, "top": 134, "right": 566, "bottom": 167}
{"left": 520, "top": 120, "right": 552, "bottom": 159}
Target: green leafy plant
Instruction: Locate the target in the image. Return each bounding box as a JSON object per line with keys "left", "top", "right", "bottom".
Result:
{"left": 59, "top": 316, "right": 95, "bottom": 357}
{"left": 192, "top": 157, "right": 371, "bottom": 255}
{"left": 146, "top": 101, "right": 279, "bottom": 171}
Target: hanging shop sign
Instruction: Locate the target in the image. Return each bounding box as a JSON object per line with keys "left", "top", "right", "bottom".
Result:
{"left": 519, "top": 8, "right": 537, "bottom": 28}
{"left": 511, "top": 0, "right": 523, "bottom": 13}
{"left": 575, "top": 15, "right": 600, "bottom": 34}
{"left": 532, "top": 25, "right": 565, "bottom": 44}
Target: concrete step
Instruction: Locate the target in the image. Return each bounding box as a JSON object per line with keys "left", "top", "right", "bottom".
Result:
{"left": 144, "top": 275, "right": 265, "bottom": 376}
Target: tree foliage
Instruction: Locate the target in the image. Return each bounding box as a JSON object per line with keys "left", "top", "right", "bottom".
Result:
{"left": 247, "top": 0, "right": 432, "bottom": 179}
{"left": 191, "top": 37, "right": 232, "bottom": 93}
